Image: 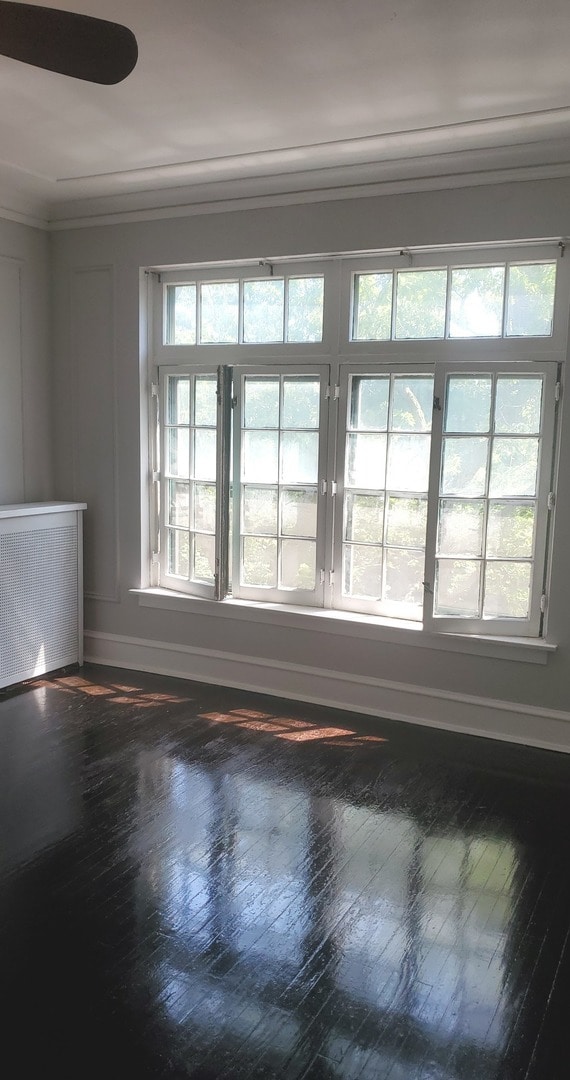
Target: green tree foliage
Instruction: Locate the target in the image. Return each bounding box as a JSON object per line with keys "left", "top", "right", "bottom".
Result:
{"left": 395, "top": 270, "right": 447, "bottom": 339}
{"left": 507, "top": 263, "right": 556, "bottom": 336}
{"left": 287, "top": 277, "right": 324, "bottom": 343}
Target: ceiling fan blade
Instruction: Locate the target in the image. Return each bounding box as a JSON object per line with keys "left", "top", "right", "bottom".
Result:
{"left": 0, "top": 2, "right": 138, "bottom": 84}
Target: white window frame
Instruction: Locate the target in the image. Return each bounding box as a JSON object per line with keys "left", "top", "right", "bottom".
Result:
{"left": 333, "top": 362, "right": 435, "bottom": 620}
{"left": 340, "top": 244, "right": 566, "bottom": 355}
{"left": 147, "top": 243, "right": 567, "bottom": 644}
{"left": 158, "top": 364, "right": 224, "bottom": 599}
{"left": 423, "top": 360, "right": 558, "bottom": 637}
{"left": 231, "top": 364, "right": 331, "bottom": 607}
{"left": 153, "top": 260, "right": 335, "bottom": 363}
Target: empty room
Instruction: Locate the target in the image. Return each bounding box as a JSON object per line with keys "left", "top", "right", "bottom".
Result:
{"left": 1, "top": 3, "right": 570, "bottom": 1078}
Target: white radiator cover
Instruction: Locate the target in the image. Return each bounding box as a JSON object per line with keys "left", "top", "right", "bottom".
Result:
{"left": 0, "top": 502, "right": 86, "bottom": 689}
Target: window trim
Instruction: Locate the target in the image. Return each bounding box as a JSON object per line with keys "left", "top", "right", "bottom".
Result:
{"left": 231, "top": 363, "right": 331, "bottom": 607}
{"left": 153, "top": 260, "right": 334, "bottom": 361}
{"left": 422, "top": 360, "right": 558, "bottom": 638}
{"left": 333, "top": 362, "right": 435, "bottom": 620}
{"left": 158, "top": 364, "right": 221, "bottom": 599}
{"left": 147, "top": 242, "right": 566, "bottom": 645}
{"left": 340, "top": 245, "right": 567, "bottom": 355}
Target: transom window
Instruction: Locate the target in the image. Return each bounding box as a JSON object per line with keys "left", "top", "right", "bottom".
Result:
{"left": 164, "top": 274, "right": 324, "bottom": 345}
{"left": 150, "top": 246, "right": 565, "bottom": 640}
{"left": 351, "top": 261, "right": 556, "bottom": 341}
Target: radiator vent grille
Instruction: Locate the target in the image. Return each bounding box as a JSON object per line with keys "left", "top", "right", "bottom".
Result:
{"left": 0, "top": 524, "right": 79, "bottom": 685}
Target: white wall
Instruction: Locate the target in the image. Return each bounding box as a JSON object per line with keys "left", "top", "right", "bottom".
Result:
{"left": 0, "top": 219, "right": 52, "bottom": 503}
{"left": 51, "top": 178, "right": 570, "bottom": 748}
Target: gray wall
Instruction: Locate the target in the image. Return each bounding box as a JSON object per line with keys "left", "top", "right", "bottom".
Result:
{"left": 0, "top": 219, "right": 52, "bottom": 503}
{"left": 51, "top": 178, "right": 570, "bottom": 716}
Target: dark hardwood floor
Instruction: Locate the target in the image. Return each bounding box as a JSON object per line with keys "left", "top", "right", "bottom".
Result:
{"left": 1, "top": 663, "right": 570, "bottom": 1079}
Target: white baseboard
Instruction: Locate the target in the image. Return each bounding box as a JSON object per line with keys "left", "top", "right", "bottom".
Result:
{"left": 84, "top": 630, "right": 570, "bottom": 755}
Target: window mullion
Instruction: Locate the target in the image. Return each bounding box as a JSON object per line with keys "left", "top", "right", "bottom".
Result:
{"left": 323, "top": 360, "right": 339, "bottom": 609}
{"left": 532, "top": 363, "right": 558, "bottom": 633}
{"left": 214, "top": 365, "right": 232, "bottom": 600}
{"left": 332, "top": 365, "right": 350, "bottom": 611}
{"left": 422, "top": 367, "right": 445, "bottom": 632}
{"left": 231, "top": 372, "right": 243, "bottom": 598}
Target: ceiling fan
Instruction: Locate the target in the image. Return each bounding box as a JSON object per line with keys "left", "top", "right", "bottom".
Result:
{"left": 0, "top": 1, "right": 137, "bottom": 84}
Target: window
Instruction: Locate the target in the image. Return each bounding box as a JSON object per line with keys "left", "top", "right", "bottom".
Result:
{"left": 164, "top": 272, "right": 325, "bottom": 346}
{"left": 161, "top": 370, "right": 219, "bottom": 594}
{"left": 337, "top": 370, "right": 433, "bottom": 621}
{"left": 351, "top": 260, "right": 557, "bottom": 341}
{"left": 234, "top": 370, "right": 328, "bottom": 604}
{"left": 149, "top": 249, "right": 564, "bottom": 640}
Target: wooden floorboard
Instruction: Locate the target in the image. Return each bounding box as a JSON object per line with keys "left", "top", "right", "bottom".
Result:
{"left": 1, "top": 663, "right": 570, "bottom": 1079}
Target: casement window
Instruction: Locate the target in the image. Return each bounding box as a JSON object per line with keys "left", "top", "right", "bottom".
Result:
{"left": 149, "top": 247, "right": 565, "bottom": 640}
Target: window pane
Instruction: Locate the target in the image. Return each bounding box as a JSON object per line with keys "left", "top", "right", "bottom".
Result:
{"left": 435, "top": 560, "right": 481, "bottom": 616}
{"left": 494, "top": 378, "right": 542, "bottom": 434}
{"left": 243, "top": 486, "right": 278, "bottom": 535}
{"left": 282, "top": 489, "right": 318, "bottom": 537}
{"left": 395, "top": 270, "right": 447, "bottom": 339}
{"left": 194, "top": 375, "right": 217, "bottom": 426}
{"left": 281, "top": 431, "right": 319, "bottom": 484}
{"left": 384, "top": 549, "right": 424, "bottom": 611}
{"left": 346, "top": 433, "right": 387, "bottom": 488}
{"left": 243, "top": 431, "right": 278, "bottom": 482}
{"left": 168, "top": 529, "right": 189, "bottom": 577}
{"left": 167, "top": 376, "right": 190, "bottom": 424}
{"left": 167, "top": 285, "right": 196, "bottom": 345}
{"left": 193, "top": 429, "right": 216, "bottom": 481}
{"left": 282, "top": 377, "right": 320, "bottom": 428}
{"left": 193, "top": 482, "right": 216, "bottom": 533}
{"left": 243, "top": 279, "right": 284, "bottom": 343}
{"left": 193, "top": 533, "right": 215, "bottom": 583}
{"left": 353, "top": 273, "right": 392, "bottom": 340}
{"left": 168, "top": 480, "right": 189, "bottom": 527}
{"left": 200, "top": 281, "right": 239, "bottom": 343}
{"left": 343, "top": 544, "right": 382, "bottom": 598}
{"left": 483, "top": 561, "right": 531, "bottom": 618}
{"left": 242, "top": 536, "right": 277, "bottom": 587}
{"left": 449, "top": 267, "right": 504, "bottom": 337}
{"left": 345, "top": 493, "right": 384, "bottom": 544}
{"left": 438, "top": 500, "right": 484, "bottom": 557}
{"left": 506, "top": 263, "right": 555, "bottom": 337}
{"left": 287, "top": 277, "right": 324, "bottom": 342}
{"left": 445, "top": 377, "right": 492, "bottom": 433}
{"left": 391, "top": 376, "right": 433, "bottom": 431}
{"left": 386, "top": 497, "right": 427, "bottom": 548}
{"left": 168, "top": 427, "right": 190, "bottom": 477}
{"left": 244, "top": 377, "right": 279, "bottom": 428}
{"left": 441, "top": 438, "right": 489, "bottom": 496}
{"left": 350, "top": 376, "right": 389, "bottom": 430}
{"left": 487, "top": 503, "right": 534, "bottom": 558}
{"left": 489, "top": 438, "right": 539, "bottom": 497}
{"left": 281, "top": 539, "right": 316, "bottom": 590}
{"left": 386, "top": 434, "right": 431, "bottom": 492}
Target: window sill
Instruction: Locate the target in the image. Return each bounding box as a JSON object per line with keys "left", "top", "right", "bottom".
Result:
{"left": 131, "top": 588, "right": 555, "bottom": 665}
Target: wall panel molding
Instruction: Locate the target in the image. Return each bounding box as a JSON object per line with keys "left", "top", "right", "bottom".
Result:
{"left": 71, "top": 265, "right": 120, "bottom": 602}
{"left": 0, "top": 256, "right": 24, "bottom": 502}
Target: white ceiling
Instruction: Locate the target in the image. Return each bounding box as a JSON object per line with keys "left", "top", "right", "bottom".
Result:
{"left": 2, "top": 0, "right": 570, "bottom": 226}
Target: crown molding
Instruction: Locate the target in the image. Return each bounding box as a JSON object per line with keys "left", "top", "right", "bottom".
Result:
{"left": 1, "top": 106, "right": 570, "bottom": 232}
{"left": 46, "top": 159, "right": 570, "bottom": 232}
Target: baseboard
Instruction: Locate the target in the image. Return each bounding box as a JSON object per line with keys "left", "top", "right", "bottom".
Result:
{"left": 84, "top": 630, "right": 570, "bottom": 755}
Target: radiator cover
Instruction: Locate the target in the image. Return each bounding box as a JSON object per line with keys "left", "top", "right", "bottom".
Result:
{"left": 0, "top": 503, "right": 86, "bottom": 688}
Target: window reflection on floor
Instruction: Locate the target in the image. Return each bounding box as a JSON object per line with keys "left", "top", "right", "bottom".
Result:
{"left": 228, "top": 774, "right": 309, "bottom": 968}
{"left": 134, "top": 750, "right": 518, "bottom": 1075}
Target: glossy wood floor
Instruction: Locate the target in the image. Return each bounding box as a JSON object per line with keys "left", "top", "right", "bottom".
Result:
{"left": 2, "top": 665, "right": 570, "bottom": 1080}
